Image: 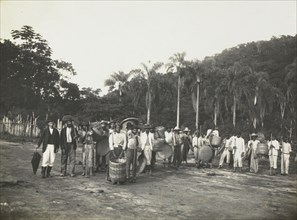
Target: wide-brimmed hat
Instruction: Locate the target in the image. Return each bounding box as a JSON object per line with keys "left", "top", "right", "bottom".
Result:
{"left": 184, "top": 127, "right": 190, "bottom": 132}
{"left": 173, "top": 126, "right": 180, "bottom": 131}
{"left": 143, "top": 124, "right": 152, "bottom": 129}
{"left": 250, "top": 133, "right": 258, "bottom": 137}
{"left": 46, "top": 118, "right": 55, "bottom": 123}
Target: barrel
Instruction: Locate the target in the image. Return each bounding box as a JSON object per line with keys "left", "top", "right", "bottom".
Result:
{"left": 210, "top": 136, "right": 222, "bottom": 147}
{"left": 256, "top": 143, "right": 268, "bottom": 156}
{"left": 109, "top": 158, "right": 126, "bottom": 184}
{"left": 153, "top": 138, "right": 165, "bottom": 152}
{"left": 198, "top": 145, "right": 213, "bottom": 162}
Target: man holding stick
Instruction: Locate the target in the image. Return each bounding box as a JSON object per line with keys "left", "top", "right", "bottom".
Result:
{"left": 36, "top": 118, "right": 59, "bottom": 178}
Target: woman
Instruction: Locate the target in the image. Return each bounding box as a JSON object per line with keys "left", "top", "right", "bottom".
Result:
{"left": 82, "top": 127, "right": 96, "bottom": 177}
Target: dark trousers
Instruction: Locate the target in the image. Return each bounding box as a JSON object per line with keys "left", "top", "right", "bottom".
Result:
{"left": 61, "top": 143, "right": 76, "bottom": 175}
{"left": 126, "top": 148, "right": 137, "bottom": 179}
{"left": 173, "top": 145, "right": 181, "bottom": 167}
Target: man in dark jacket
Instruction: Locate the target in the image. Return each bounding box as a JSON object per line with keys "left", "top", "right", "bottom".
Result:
{"left": 36, "top": 118, "right": 60, "bottom": 178}
{"left": 60, "top": 120, "right": 78, "bottom": 177}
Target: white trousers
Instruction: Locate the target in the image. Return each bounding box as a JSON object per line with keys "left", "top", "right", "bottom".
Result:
{"left": 194, "top": 147, "right": 199, "bottom": 162}
{"left": 42, "top": 144, "right": 55, "bottom": 167}
{"left": 281, "top": 154, "right": 290, "bottom": 174}
{"left": 269, "top": 155, "right": 278, "bottom": 169}
{"left": 144, "top": 145, "right": 152, "bottom": 165}
{"left": 233, "top": 154, "right": 242, "bottom": 168}
{"left": 219, "top": 149, "right": 230, "bottom": 166}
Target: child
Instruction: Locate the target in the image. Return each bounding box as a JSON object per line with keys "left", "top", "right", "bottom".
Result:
{"left": 82, "top": 127, "right": 95, "bottom": 177}
{"left": 281, "top": 137, "right": 292, "bottom": 175}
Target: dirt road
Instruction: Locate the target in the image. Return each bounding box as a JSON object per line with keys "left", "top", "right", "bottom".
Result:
{"left": 0, "top": 140, "right": 296, "bottom": 220}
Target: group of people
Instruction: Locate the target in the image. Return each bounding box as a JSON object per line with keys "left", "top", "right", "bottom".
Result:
{"left": 36, "top": 118, "right": 294, "bottom": 183}
{"left": 36, "top": 118, "right": 79, "bottom": 178}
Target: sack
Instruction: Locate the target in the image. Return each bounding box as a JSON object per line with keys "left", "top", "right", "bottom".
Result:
{"left": 210, "top": 136, "right": 222, "bottom": 147}
{"left": 256, "top": 143, "right": 268, "bottom": 156}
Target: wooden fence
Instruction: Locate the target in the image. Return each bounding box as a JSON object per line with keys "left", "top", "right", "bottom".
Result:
{"left": 0, "top": 115, "right": 69, "bottom": 138}
{"left": 0, "top": 115, "right": 41, "bottom": 137}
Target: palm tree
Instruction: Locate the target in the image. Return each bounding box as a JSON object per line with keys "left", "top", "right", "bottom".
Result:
{"left": 130, "top": 61, "right": 163, "bottom": 124}
{"left": 104, "top": 71, "right": 131, "bottom": 97}
{"left": 226, "top": 62, "right": 249, "bottom": 128}
{"left": 184, "top": 60, "right": 204, "bottom": 130}
{"left": 167, "top": 52, "right": 186, "bottom": 128}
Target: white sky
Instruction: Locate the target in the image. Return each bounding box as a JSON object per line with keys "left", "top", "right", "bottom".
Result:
{"left": 1, "top": 0, "right": 296, "bottom": 94}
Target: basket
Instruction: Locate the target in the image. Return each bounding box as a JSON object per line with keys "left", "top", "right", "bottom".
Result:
{"left": 210, "top": 136, "right": 222, "bottom": 147}
{"left": 155, "top": 126, "right": 166, "bottom": 138}
{"left": 198, "top": 145, "right": 213, "bottom": 162}
{"left": 109, "top": 158, "right": 127, "bottom": 184}
{"left": 136, "top": 153, "right": 147, "bottom": 174}
{"left": 153, "top": 138, "right": 165, "bottom": 152}
{"left": 256, "top": 143, "right": 268, "bottom": 156}
{"left": 156, "top": 143, "right": 173, "bottom": 160}
{"left": 95, "top": 137, "right": 110, "bottom": 156}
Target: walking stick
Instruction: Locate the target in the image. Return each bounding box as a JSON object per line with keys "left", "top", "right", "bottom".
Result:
{"left": 269, "top": 133, "right": 272, "bottom": 175}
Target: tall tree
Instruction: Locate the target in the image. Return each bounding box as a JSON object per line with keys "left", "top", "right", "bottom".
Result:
{"left": 130, "top": 61, "right": 163, "bottom": 124}
{"left": 167, "top": 52, "right": 186, "bottom": 128}
{"left": 104, "top": 71, "right": 131, "bottom": 97}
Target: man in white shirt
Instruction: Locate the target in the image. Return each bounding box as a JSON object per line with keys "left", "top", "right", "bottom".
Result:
{"left": 36, "top": 118, "right": 59, "bottom": 178}
{"left": 165, "top": 127, "right": 174, "bottom": 166}
{"left": 232, "top": 132, "right": 245, "bottom": 172}
{"left": 248, "top": 133, "right": 260, "bottom": 173}
{"left": 267, "top": 135, "right": 280, "bottom": 175}
{"left": 218, "top": 134, "right": 232, "bottom": 168}
{"left": 60, "top": 120, "right": 78, "bottom": 177}
{"left": 172, "top": 127, "right": 182, "bottom": 169}
{"left": 109, "top": 124, "right": 127, "bottom": 157}
{"left": 140, "top": 124, "right": 154, "bottom": 175}
{"left": 126, "top": 126, "right": 139, "bottom": 182}
{"left": 106, "top": 124, "right": 127, "bottom": 181}
{"left": 281, "top": 137, "right": 292, "bottom": 175}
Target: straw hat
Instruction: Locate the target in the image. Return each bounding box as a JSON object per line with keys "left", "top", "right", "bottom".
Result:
{"left": 173, "top": 126, "right": 180, "bottom": 131}
{"left": 251, "top": 133, "right": 258, "bottom": 137}
{"left": 184, "top": 127, "right": 190, "bottom": 132}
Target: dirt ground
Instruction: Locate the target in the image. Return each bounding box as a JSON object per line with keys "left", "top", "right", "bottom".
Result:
{"left": 0, "top": 139, "right": 296, "bottom": 220}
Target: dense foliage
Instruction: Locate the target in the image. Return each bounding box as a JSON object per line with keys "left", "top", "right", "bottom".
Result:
{"left": 1, "top": 26, "right": 296, "bottom": 139}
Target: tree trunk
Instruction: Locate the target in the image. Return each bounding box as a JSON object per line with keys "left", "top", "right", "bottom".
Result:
{"left": 146, "top": 84, "right": 151, "bottom": 125}
{"left": 176, "top": 74, "right": 181, "bottom": 128}
{"left": 195, "top": 81, "right": 200, "bottom": 130}
{"left": 233, "top": 95, "right": 236, "bottom": 127}
{"left": 214, "top": 106, "right": 217, "bottom": 127}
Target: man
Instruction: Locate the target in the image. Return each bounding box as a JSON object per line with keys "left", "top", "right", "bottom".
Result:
{"left": 181, "top": 127, "right": 192, "bottom": 166}
{"left": 218, "top": 133, "right": 231, "bottom": 168}
{"left": 281, "top": 137, "right": 292, "bottom": 175}
{"left": 248, "top": 133, "right": 260, "bottom": 173}
{"left": 267, "top": 135, "right": 280, "bottom": 175}
{"left": 232, "top": 132, "right": 245, "bottom": 172}
{"left": 172, "top": 126, "right": 182, "bottom": 169}
{"left": 60, "top": 120, "right": 78, "bottom": 177}
{"left": 107, "top": 124, "right": 127, "bottom": 181}
{"left": 192, "top": 131, "right": 203, "bottom": 168}
{"left": 36, "top": 118, "right": 59, "bottom": 178}
{"left": 165, "top": 127, "right": 174, "bottom": 167}
{"left": 126, "top": 125, "right": 139, "bottom": 183}
{"left": 140, "top": 124, "right": 154, "bottom": 175}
